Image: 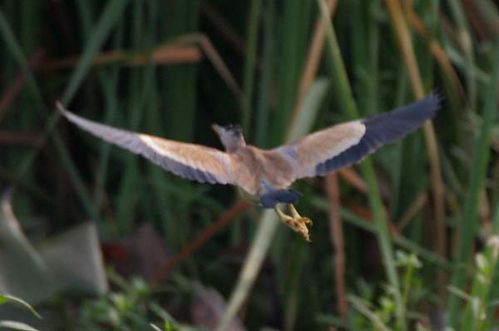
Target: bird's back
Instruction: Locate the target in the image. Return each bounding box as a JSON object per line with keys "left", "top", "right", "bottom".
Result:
{"left": 228, "top": 146, "right": 297, "bottom": 195}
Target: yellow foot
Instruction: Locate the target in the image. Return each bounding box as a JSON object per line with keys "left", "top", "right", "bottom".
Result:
{"left": 274, "top": 204, "right": 313, "bottom": 242}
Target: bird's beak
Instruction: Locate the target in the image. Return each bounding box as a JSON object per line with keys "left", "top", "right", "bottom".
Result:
{"left": 211, "top": 124, "right": 221, "bottom": 135}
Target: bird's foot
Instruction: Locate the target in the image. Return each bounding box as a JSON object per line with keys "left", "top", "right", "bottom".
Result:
{"left": 274, "top": 204, "right": 313, "bottom": 242}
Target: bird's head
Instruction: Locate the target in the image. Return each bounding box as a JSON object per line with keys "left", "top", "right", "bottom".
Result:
{"left": 211, "top": 124, "right": 246, "bottom": 152}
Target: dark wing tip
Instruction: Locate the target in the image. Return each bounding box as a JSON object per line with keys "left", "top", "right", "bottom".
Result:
{"left": 424, "top": 90, "right": 443, "bottom": 118}
{"left": 363, "top": 92, "right": 441, "bottom": 130}
{"left": 359, "top": 92, "right": 442, "bottom": 149}
{"left": 429, "top": 88, "right": 444, "bottom": 104}
{"left": 313, "top": 92, "right": 442, "bottom": 176}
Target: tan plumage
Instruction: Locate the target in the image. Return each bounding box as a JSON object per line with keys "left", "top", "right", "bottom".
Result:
{"left": 139, "top": 135, "right": 234, "bottom": 185}
{"left": 59, "top": 108, "right": 365, "bottom": 197}
{"left": 58, "top": 93, "right": 440, "bottom": 240}
{"left": 292, "top": 121, "right": 366, "bottom": 178}
{"left": 60, "top": 108, "right": 236, "bottom": 185}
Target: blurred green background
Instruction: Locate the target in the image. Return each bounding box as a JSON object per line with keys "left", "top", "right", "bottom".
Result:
{"left": 0, "top": 0, "right": 498, "bottom": 330}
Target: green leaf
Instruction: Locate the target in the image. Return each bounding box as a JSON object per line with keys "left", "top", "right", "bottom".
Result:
{"left": 150, "top": 323, "right": 162, "bottom": 331}
{"left": 0, "top": 295, "right": 41, "bottom": 319}
{"left": 0, "top": 321, "right": 40, "bottom": 331}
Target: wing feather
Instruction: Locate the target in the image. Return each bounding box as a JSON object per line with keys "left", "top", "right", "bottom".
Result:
{"left": 277, "top": 93, "right": 441, "bottom": 179}
{"left": 58, "top": 104, "right": 236, "bottom": 185}
{"left": 289, "top": 121, "right": 366, "bottom": 178}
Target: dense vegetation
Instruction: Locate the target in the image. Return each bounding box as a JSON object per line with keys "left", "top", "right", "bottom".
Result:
{"left": 0, "top": 0, "right": 498, "bottom": 330}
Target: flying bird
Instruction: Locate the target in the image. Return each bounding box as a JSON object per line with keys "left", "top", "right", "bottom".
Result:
{"left": 57, "top": 94, "right": 440, "bottom": 241}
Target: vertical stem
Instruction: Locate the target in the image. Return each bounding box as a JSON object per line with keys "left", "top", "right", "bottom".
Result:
{"left": 255, "top": 0, "right": 275, "bottom": 146}
{"left": 218, "top": 2, "right": 317, "bottom": 329}
{"left": 447, "top": 0, "right": 476, "bottom": 109}
{"left": 325, "top": 174, "right": 348, "bottom": 319}
{"left": 383, "top": 0, "right": 447, "bottom": 297}
{"left": 317, "top": 0, "right": 405, "bottom": 329}
{"left": 401, "top": 264, "right": 414, "bottom": 311}
{"left": 241, "top": 0, "right": 261, "bottom": 136}
{"left": 287, "top": 0, "right": 338, "bottom": 140}
{"left": 215, "top": 211, "right": 279, "bottom": 331}
{"left": 293, "top": 0, "right": 338, "bottom": 111}
{"left": 448, "top": 40, "right": 499, "bottom": 326}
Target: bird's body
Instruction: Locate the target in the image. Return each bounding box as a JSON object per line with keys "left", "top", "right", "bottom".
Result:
{"left": 231, "top": 146, "right": 296, "bottom": 193}
{"left": 58, "top": 93, "right": 440, "bottom": 240}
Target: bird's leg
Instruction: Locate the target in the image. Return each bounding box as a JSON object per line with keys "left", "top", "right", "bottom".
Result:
{"left": 274, "top": 204, "right": 313, "bottom": 242}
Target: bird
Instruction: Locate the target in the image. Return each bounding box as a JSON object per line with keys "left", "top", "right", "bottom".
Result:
{"left": 57, "top": 93, "right": 440, "bottom": 241}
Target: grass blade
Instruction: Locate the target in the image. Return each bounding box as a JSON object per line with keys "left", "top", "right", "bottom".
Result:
{"left": 383, "top": 0, "right": 447, "bottom": 297}
{"left": 216, "top": 77, "right": 326, "bottom": 331}
{"left": 241, "top": 0, "right": 261, "bottom": 135}
{"left": 448, "top": 40, "right": 499, "bottom": 326}
{"left": 317, "top": 0, "right": 405, "bottom": 328}
{"left": 60, "top": 0, "right": 131, "bottom": 104}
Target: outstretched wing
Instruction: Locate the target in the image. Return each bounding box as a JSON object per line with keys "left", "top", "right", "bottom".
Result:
{"left": 58, "top": 103, "right": 236, "bottom": 185}
{"left": 274, "top": 93, "right": 441, "bottom": 179}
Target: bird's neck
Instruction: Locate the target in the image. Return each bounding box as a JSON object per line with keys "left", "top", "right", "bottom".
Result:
{"left": 226, "top": 143, "right": 246, "bottom": 153}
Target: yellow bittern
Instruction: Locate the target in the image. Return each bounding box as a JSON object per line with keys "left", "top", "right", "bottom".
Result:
{"left": 57, "top": 94, "right": 440, "bottom": 241}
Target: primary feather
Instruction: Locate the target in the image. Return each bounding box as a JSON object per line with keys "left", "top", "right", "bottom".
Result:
{"left": 280, "top": 92, "right": 440, "bottom": 179}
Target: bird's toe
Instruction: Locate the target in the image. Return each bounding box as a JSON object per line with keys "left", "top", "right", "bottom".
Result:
{"left": 274, "top": 205, "right": 313, "bottom": 241}
{"left": 287, "top": 216, "right": 312, "bottom": 242}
